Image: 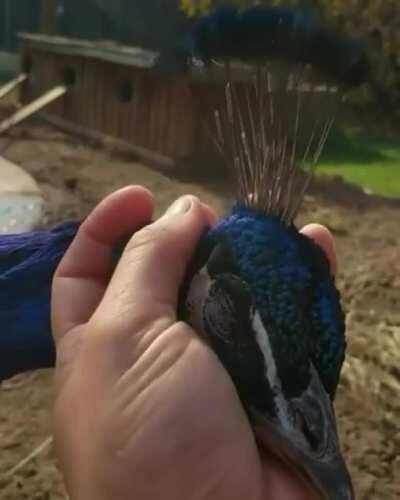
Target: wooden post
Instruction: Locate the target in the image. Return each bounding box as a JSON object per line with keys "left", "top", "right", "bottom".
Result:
{"left": 0, "top": 74, "right": 28, "bottom": 101}
{"left": 0, "top": 85, "right": 67, "bottom": 135}
{"left": 41, "top": 0, "right": 57, "bottom": 35}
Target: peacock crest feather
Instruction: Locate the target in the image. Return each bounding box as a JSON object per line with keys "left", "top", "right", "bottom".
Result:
{"left": 186, "top": 5, "right": 369, "bottom": 223}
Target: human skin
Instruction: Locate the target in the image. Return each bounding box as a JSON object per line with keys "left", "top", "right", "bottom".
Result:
{"left": 52, "top": 185, "right": 336, "bottom": 500}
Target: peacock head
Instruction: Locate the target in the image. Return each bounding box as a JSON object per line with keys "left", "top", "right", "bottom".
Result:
{"left": 181, "top": 205, "right": 351, "bottom": 499}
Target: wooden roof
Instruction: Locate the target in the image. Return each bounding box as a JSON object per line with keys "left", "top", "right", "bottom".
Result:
{"left": 19, "top": 33, "right": 158, "bottom": 69}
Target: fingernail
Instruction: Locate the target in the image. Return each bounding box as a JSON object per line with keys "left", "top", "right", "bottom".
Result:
{"left": 166, "top": 196, "right": 195, "bottom": 216}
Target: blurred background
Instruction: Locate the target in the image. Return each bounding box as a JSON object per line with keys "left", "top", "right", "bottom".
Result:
{"left": 0, "top": 0, "right": 399, "bottom": 194}
{"left": 0, "top": 1, "right": 399, "bottom": 499}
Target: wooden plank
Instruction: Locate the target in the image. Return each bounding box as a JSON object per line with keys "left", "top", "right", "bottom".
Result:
{"left": 127, "top": 70, "right": 145, "bottom": 145}
{"left": 100, "top": 67, "right": 111, "bottom": 136}
{"left": 0, "top": 73, "right": 28, "bottom": 100}
{"left": 84, "top": 58, "right": 101, "bottom": 130}
{"left": 110, "top": 66, "right": 122, "bottom": 135}
{"left": 0, "top": 85, "right": 67, "bottom": 134}
{"left": 97, "top": 61, "right": 118, "bottom": 137}
{"left": 58, "top": 55, "right": 84, "bottom": 124}
{"left": 79, "top": 58, "right": 91, "bottom": 128}
{"left": 149, "top": 80, "right": 159, "bottom": 151}
{"left": 33, "top": 53, "right": 57, "bottom": 103}
{"left": 40, "top": 112, "right": 176, "bottom": 169}
{"left": 94, "top": 61, "right": 105, "bottom": 131}
{"left": 166, "top": 82, "right": 182, "bottom": 157}
{"left": 172, "top": 81, "right": 196, "bottom": 158}
{"left": 117, "top": 67, "right": 135, "bottom": 143}
{"left": 162, "top": 82, "right": 173, "bottom": 157}
{"left": 86, "top": 61, "right": 96, "bottom": 130}
{"left": 39, "top": 53, "right": 63, "bottom": 116}
{"left": 19, "top": 48, "right": 32, "bottom": 105}
{"left": 150, "top": 82, "right": 160, "bottom": 152}
{"left": 158, "top": 84, "right": 169, "bottom": 155}
{"left": 169, "top": 82, "right": 182, "bottom": 157}
{"left": 91, "top": 60, "right": 104, "bottom": 132}
{"left": 133, "top": 72, "right": 149, "bottom": 148}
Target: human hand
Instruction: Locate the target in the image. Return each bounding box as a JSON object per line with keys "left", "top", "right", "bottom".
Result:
{"left": 52, "top": 186, "right": 336, "bottom": 500}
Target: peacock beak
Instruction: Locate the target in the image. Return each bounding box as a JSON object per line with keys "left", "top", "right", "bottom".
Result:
{"left": 252, "top": 365, "right": 354, "bottom": 500}
{"left": 299, "top": 454, "right": 355, "bottom": 500}
{"left": 254, "top": 417, "right": 354, "bottom": 500}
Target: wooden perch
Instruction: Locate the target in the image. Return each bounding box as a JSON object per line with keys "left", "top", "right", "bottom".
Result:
{"left": 0, "top": 85, "right": 67, "bottom": 135}
{"left": 0, "top": 73, "right": 28, "bottom": 101}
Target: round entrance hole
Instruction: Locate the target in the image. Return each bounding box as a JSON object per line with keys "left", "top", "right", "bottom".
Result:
{"left": 117, "top": 80, "right": 134, "bottom": 103}
{"left": 61, "top": 67, "right": 77, "bottom": 87}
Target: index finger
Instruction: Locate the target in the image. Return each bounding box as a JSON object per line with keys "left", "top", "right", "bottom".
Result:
{"left": 52, "top": 186, "right": 154, "bottom": 344}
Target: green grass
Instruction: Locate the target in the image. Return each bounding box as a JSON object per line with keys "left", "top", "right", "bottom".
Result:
{"left": 318, "top": 128, "right": 400, "bottom": 198}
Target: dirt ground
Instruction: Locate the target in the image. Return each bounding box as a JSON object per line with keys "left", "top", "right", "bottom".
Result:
{"left": 0, "top": 120, "right": 399, "bottom": 499}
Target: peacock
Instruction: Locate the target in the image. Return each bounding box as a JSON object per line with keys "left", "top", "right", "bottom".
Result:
{"left": 0, "top": 6, "right": 370, "bottom": 498}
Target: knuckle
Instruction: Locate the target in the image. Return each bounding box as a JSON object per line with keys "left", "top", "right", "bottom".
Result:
{"left": 124, "top": 224, "right": 164, "bottom": 256}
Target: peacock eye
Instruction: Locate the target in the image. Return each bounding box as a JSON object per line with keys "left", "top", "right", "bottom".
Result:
{"left": 207, "top": 242, "right": 238, "bottom": 276}
{"left": 204, "top": 273, "right": 253, "bottom": 346}
{"left": 295, "top": 410, "right": 320, "bottom": 452}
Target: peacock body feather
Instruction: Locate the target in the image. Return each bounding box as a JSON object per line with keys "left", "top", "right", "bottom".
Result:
{"left": 0, "top": 222, "right": 79, "bottom": 380}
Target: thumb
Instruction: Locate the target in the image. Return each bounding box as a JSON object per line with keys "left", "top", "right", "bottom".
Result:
{"left": 90, "top": 195, "right": 214, "bottom": 342}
